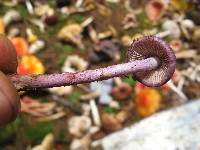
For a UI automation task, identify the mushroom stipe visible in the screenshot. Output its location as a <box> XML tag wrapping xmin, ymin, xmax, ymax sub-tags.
<box><xmin>7</xmin><ymin>35</ymin><xmax>176</xmax><ymax>91</ymax></box>
<box><xmin>0</xmin><ymin>35</ymin><xmax>176</xmax><ymax>126</ymax></box>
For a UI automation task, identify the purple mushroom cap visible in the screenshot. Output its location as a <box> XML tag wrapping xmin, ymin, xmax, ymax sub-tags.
<box><xmin>127</xmin><ymin>36</ymin><xmax>176</xmax><ymax>87</ymax></box>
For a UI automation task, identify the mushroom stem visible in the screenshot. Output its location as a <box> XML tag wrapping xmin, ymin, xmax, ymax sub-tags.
<box><xmin>9</xmin><ymin>57</ymin><xmax>159</xmax><ymax>91</ymax></box>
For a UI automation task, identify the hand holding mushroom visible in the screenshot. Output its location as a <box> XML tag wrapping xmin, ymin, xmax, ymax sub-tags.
<box><xmin>0</xmin><ymin>34</ymin><xmax>176</xmax><ymax>126</ymax></box>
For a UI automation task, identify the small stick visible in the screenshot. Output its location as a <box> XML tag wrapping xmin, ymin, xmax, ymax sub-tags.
<box><xmin>9</xmin><ymin>57</ymin><xmax>158</xmax><ymax>91</ymax></box>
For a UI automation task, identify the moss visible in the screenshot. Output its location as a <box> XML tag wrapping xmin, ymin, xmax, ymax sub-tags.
<box><xmin>68</xmin><ymin>92</ymin><xmax>81</xmax><ymax>103</ymax></box>
<box><xmin>55</xmin><ymin>42</ymin><xmax>75</xmax><ymax>53</ymax></box>
<box><xmin>0</xmin><ymin>118</ymin><xmax>21</xmax><ymax>144</ymax></box>
<box><xmin>49</xmin><ymin>0</ymin><xmax>57</xmax><ymax>8</ymax></box>
<box><xmin>62</xmin><ymin>44</ymin><xmax>75</xmax><ymax>53</ymax></box>
<box><xmin>70</xmin><ymin>14</ymin><xmax>86</xmax><ymax>24</ymax></box>
<box><xmin>137</xmin><ymin>12</ymin><xmax>153</xmax><ymax>31</ymax></box>
<box><xmin>56</xmin><ymin>128</ymin><xmax>70</xmax><ymax>144</ymax></box>
<box><xmin>123</xmin><ymin>76</ymin><xmax>136</xmax><ymax>86</ymax></box>
<box><xmin>25</xmin><ymin>122</ymin><xmax>53</xmax><ymax>143</ymax></box>
<box><xmin>57</xmin><ymin>14</ymin><xmax>68</xmax><ymax>27</ymax></box>
<box><xmin>108</xmin><ymin>2</ymin><xmax>119</xmax><ymax>11</ymax></box>
<box><xmin>55</xmin><ymin>42</ymin><xmax>76</xmax><ymax>66</ymax></box>
<box><xmin>16</xmin><ymin>4</ymin><xmax>29</xmax><ymax>20</ymax></box>
<box><xmin>57</xmin><ymin>55</ymin><xmax>66</xmax><ymax>66</ymax></box>
<box><xmin>0</xmin><ymin>4</ymin><xmax>8</xmax><ymax>16</ymax></box>
<box><xmin>103</xmin><ymin>106</ymin><xmax>118</xmax><ymax>114</ymax></box>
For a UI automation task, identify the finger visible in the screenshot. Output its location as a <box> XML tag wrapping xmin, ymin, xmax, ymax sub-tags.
<box><xmin>0</xmin><ymin>34</ymin><xmax>18</xmax><ymax>74</ymax></box>
<box><xmin>0</xmin><ymin>71</ymin><xmax>20</xmax><ymax>126</ymax></box>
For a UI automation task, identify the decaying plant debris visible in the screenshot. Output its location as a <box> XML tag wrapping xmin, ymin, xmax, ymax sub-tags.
<box><xmin>1</xmin><ymin>0</ymin><xmax>200</xmax><ymax>150</ymax></box>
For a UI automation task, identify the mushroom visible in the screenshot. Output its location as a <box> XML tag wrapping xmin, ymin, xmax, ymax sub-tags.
<box><xmin>80</xmin><ymin>91</ymin><xmax>99</xmax><ymax>101</ymax></box>
<box><xmin>68</xmin><ymin>116</ymin><xmax>92</xmax><ymax>138</ymax></box>
<box><xmin>57</xmin><ymin>24</ymin><xmax>84</xmax><ymax>49</ymax></box>
<box><xmin>156</xmin><ymin>20</ymin><xmax>181</xmax><ymax>39</ymax></box>
<box><xmin>48</xmin><ymin>86</ymin><xmax>73</xmax><ymax>96</ymax></box>
<box><xmin>60</xmin><ymin>6</ymin><xmax>86</xmax><ymax>15</ymax></box>
<box><xmin>173</xmin><ymin>13</ymin><xmax>195</xmax><ymax>38</ymax></box>
<box><xmin>30</xmin><ymin>18</ymin><xmax>45</xmax><ymax>32</ymax></box>
<box><xmin>3</xmin><ymin>9</ymin><xmax>21</xmax><ymax>27</ymax></box>
<box><xmin>34</xmin><ymin>4</ymin><xmax>52</xmax><ymax>17</ymax></box>
<box><xmin>29</xmin><ymin>40</ymin><xmax>45</xmax><ymax>54</ymax></box>
<box><xmin>170</xmin><ymin>0</ymin><xmax>188</xmax><ymax>11</ymax></box>
<box><xmin>193</xmin><ymin>27</ymin><xmax>200</xmax><ymax>41</ymax></box>
<box><xmin>90</xmin><ymin>39</ymin><xmax>121</xmax><ymax>63</ymax></box>
<box><xmin>112</xmin><ymin>78</ymin><xmax>132</xmax><ymax>100</ymax></box>
<box><xmin>127</xmin><ymin>36</ymin><xmax>176</xmax><ymax>87</ymax></box>
<box><xmin>136</xmin><ymin>87</ymin><xmax>161</xmax><ymax>117</ymax></box>
<box><xmin>21</xmin><ymin>96</ymin><xmax>56</xmax><ymax>117</ymax></box>
<box><xmin>112</xmin><ymin>83</ymin><xmax>132</xmax><ymax>100</ymax></box>
<box><xmin>169</xmin><ymin>39</ymin><xmax>182</xmax><ymax>52</ymax></box>
<box><xmin>175</xmin><ymin>49</ymin><xmax>197</xmax><ymax>59</ymax></box>
<box><xmin>181</xmin><ymin>62</ymin><xmax>200</xmax><ymax>85</ymax></box>
<box><xmin>44</xmin><ymin>15</ymin><xmax>58</xmax><ymax>26</ymax></box>
<box><xmin>7</xmin><ymin>27</ymin><xmax>20</xmax><ymax>39</ymax></box>
<box><xmin>101</xmin><ymin>113</ymin><xmax>122</xmax><ymax>133</ymax></box>
<box><xmin>70</xmin><ymin>135</ymin><xmax>91</xmax><ymax>150</ymax></box>
<box><xmin>124</xmin><ymin>0</ymin><xmax>143</xmax><ymax>14</ymax></box>
<box><xmin>97</xmin><ymin>3</ymin><xmax>112</xmax><ymax>17</ymax></box>
<box><xmin>90</xmin><ymin>99</ymin><xmax>101</xmax><ymax>126</ymax></box>
<box><xmin>122</xmin><ymin>13</ymin><xmax>138</xmax><ymax>29</ymax></box>
<box><xmin>11</xmin><ymin>37</ymin><xmax>29</xmax><ymax>56</ymax></box>
<box><xmin>97</xmin><ymin>25</ymin><xmax>117</xmax><ymax>40</ymax></box>
<box><xmin>106</xmin><ymin>0</ymin><xmax>120</xmax><ymax>3</ymax></box>
<box><xmin>121</xmin><ymin>35</ymin><xmax>132</xmax><ymax>47</ymax></box>
<box><xmin>109</xmin><ymin>100</ymin><xmax>120</xmax><ymax>109</ymax></box>
<box><xmin>145</xmin><ymin>0</ymin><xmax>167</xmax><ymax>22</ymax></box>
<box><xmin>81</xmin><ymin>17</ymin><xmax>94</xmax><ymax>28</ymax></box>
<box><xmin>180</xmin><ymin>19</ymin><xmax>195</xmax><ymax>39</ymax></box>
<box><xmin>166</xmin><ymin>80</ymin><xmax>187</xmax><ymax>102</ymax></box>
<box><xmin>17</xmin><ymin>55</ymin><xmax>45</xmax><ymax>75</ymax></box>
<box><xmin>25</xmin><ymin>0</ymin><xmax>34</xmax><ymax>15</ymax></box>
<box><xmin>9</xmin><ymin>36</ymin><xmax>176</xmax><ymax>92</ymax></box>
<box><xmin>88</xmin><ymin>26</ymin><xmax>99</xmax><ymax>43</ymax></box>
<box><xmin>26</xmin><ymin>28</ymin><xmax>38</xmax><ymax>43</ymax></box>
<box><xmin>1</xmin><ymin>0</ymin><xmax>18</xmax><ymax>7</ymax></box>
<box><xmin>58</xmin><ymin>17</ymin><xmax>93</xmax><ymax>47</ymax></box>
<box><xmin>62</xmin><ymin>55</ymin><xmax>88</xmax><ymax>73</ymax></box>
<box><xmin>35</xmin><ymin>111</ymin><xmax>66</xmax><ymax>122</ymax></box>
<box><xmin>116</xmin><ymin>110</ymin><xmax>130</xmax><ymax>123</ymax></box>
<box><xmin>21</xmin><ymin>96</ymin><xmax>66</xmax><ymax>121</ymax></box>
<box><xmin>82</xmin><ymin>103</ymin><xmax>91</xmax><ymax>116</ymax></box>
